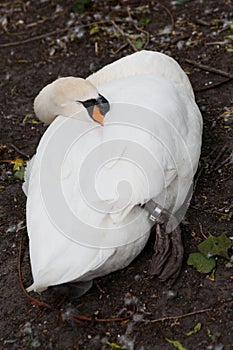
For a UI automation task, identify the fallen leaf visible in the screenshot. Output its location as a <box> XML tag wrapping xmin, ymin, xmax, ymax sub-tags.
<box><xmin>206</xmin><ymin>268</ymin><xmax>216</xmax><ymax>281</ymax></box>
<box><xmin>132</xmin><ymin>39</ymin><xmax>144</xmax><ymax>50</ymax></box>
<box><xmin>71</xmin><ymin>0</ymin><xmax>92</xmax><ymax>12</ymax></box>
<box><xmin>139</xmin><ymin>17</ymin><xmax>151</xmax><ymax>25</ymax></box>
<box><xmin>186</xmin><ymin>322</ymin><xmax>202</xmax><ymax>336</ymax></box>
<box><xmin>187</xmin><ymin>252</ymin><xmax>216</xmax><ymax>274</ymax></box>
<box><xmin>166</xmin><ymin>338</ymin><xmax>186</xmax><ymax>350</ymax></box>
<box><xmin>22</xmin><ymin>114</ymin><xmax>30</xmax><ymax>123</ymax></box>
<box><xmin>106</xmin><ymin>342</ymin><xmax>126</xmax><ymax>349</ymax></box>
<box><xmin>219</xmin><ymin>215</ymin><xmax>230</xmax><ymax>221</ymax></box>
<box><xmin>14</xmin><ymin>166</ymin><xmax>25</xmax><ymax>181</ymax></box>
<box><xmin>13</xmin><ymin>157</ymin><xmax>25</xmax><ymax>171</ymax></box>
<box><xmin>31</xmin><ymin>119</ymin><xmax>41</xmax><ymax>124</ymax></box>
<box><xmin>89</xmin><ymin>25</ymin><xmax>99</xmax><ymax>35</ymax></box>
<box><xmin>198</xmin><ymin>233</ymin><xmax>232</xmax><ymax>259</ymax></box>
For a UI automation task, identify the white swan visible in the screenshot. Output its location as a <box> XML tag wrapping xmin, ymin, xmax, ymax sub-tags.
<box><xmin>23</xmin><ymin>50</ymin><xmax>202</xmax><ymax>293</ymax></box>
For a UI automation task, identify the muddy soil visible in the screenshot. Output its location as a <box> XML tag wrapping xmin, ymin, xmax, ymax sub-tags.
<box><xmin>0</xmin><ymin>1</ymin><xmax>232</xmax><ymax>349</ymax></box>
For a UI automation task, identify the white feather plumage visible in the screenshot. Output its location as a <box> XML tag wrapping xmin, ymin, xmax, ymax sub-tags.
<box><xmin>24</xmin><ymin>51</ymin><xmax>202</xmax><ymax>292</ymax></box>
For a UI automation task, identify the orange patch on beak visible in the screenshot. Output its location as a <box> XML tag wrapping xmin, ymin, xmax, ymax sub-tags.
<box><xmin>92</xmin><ymin>105</ymin><xmax>104</xmax><ymax>125</ymax></box>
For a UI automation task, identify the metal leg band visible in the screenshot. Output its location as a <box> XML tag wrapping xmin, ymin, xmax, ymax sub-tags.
<box><xmin>144</xmin><ymin>200</ymin><xmax>163</xmax><ymax>222</ymax></box>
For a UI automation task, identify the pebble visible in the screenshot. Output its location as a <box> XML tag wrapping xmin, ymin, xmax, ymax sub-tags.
<box><xmin>132</xmin><ymin>314</ymin><xmax>144</xmax><ymax>322</ymax></box>
<box><xmin>134</xmin><ymin>274</ymin><xmax>141</xmax><ymax>282</ymax></box>
<box><xmin>207</xmin><ymin>344</ymin><xmax>224</xmax><ymax>350</ymax></box>
<box><xmin>21</xmin><ymin>322</ymin><xmax>32</xmax><ymax>335</ymax></box>
<box><xmin>165</xmin><ymin>290</ymin><xmax>178</xmax><ymax>300</ymax></box>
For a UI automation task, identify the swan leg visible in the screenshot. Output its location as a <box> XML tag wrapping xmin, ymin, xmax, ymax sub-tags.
<box><xmin>145</xmin><ymin>201</ymin><xmax>184</xmax><ymax>286</ymax></box>
<box><xmin>149</xmin><ymin>223</ymin><xmax>171</xmax><ymax>276</ymax></box>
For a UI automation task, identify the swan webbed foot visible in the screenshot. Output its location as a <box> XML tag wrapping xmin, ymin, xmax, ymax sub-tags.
<box><xmin>145</xmin><ymin>201</ymin><xmax>184</xmax><ymax>287</ymax></box>
<box><xmin>68</xmin><ymin>280</ymin><xmax>93</xmax><ymax>299</ymax></box>
<box><xmin>51</xmin><ymin>280</ymin><xmax>93</xmax><ymax>299</ymax></box>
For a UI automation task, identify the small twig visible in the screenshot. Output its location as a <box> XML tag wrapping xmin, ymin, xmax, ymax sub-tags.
<box><xmin>219</xmin><ymin>24</ymin><xmax>231</xmax><ymax>33</ymax></box>
<box><xmin>94</xmin><ymin>41</ymin><xmax>99</xmax><ymax>56</ymax></box>
<box><xmin>190</xmin><ymin>205</ymin><xmax>229</xmax><ymax>217</ymax></box>
<box><xmin>111</xmin><ymin>20</ymin><xmax>138</xmax><ymax>52</ymax></box>
<box><xmin>10</xmin><ymin>144</ymin><xmax>30</xmax><ymax>159</ymax></box>
<box><xmin>198</xmin><ymin>222</ymin><xmax>208</xmax><ymax>240</ymax></box>
<box><xmin>185</xmin><ymin>59</ymin><xmax>233</xmax><ymax>79</ymax></box>
<box><xmin>209</xmin><ymin>145</ymin><xmax>228</xmax><ymax>173</ymax></box>
<box><xmin>25</xmin><ymin>11</ymin><xmax>66</xmax><ymax>28</ymax></box>
<box><xmin>0</xmin><ymin>28</ymin><xmax>69</xmax><ymax>48</ymax></box>
<box><xmin>72</xmin><ymin>313</ymin><xmax>131</xmax><ymax>323</ymax></box>
<box><xmin>144</xmin><ymin>307</ymin><xmax>212</xmax><ymax>323</ymax></box>
<box><xmin>0</xmin><ymin>20</ymin><xmax>112</xmax><ymax>48</ymax></box>
<box><xmin>171</xmin><ymin>34</ymin><xmax>190</xmax><ymax>45</ymax></box>
<box><xmin>127</xmin><ymin>7</ymin><xmax>150</xmax><ymax>49</ymax></box>
<box><xmin>195</xmin><ymin>19</ymin><xmax>210</xmax><ymax>26</ymax></box>
<box><xmin>193</xmin><ymin>165</ymin><xmax>203</xmax><ymax>191</ymax></box>
<box><xmin>157</xmin><ymin>1</ymin><xmax>175</xmax><ymax>30</ymax></box>
<box><xmin>215</xmin><ymin>152</ymin><xmax>233</xmax><ymax>171</ymax></box>
<box><xmin>96</xmin><ymin>282</ymin><xmax>106</xmax><ymax>294</ymax></box>
<box><xmin>18</xmin><ymin>235</ymin><xmax>60</xmax><ymax>315</ymax></box>
<box><xmin>113</xmin><ymin>42</ymin><xmax>129</xmax><ymax>55</ymax></box>
<box><xmin>190</xmin><ymin>205</ymin><xmax>233</xmax><ymax>217</ymax></box>
<box><xmin>195</xmin><ymin>78</ymin><xmax>233</xmax><ymax>92</ymax></box>
<box><xmin>206</xmin><ymin>41</ymin><xmax>226</xmax><ymax>46</ymax></box>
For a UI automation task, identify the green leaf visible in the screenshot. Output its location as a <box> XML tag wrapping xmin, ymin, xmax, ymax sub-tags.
<box><xmin>224</xmin><ymin>35</ymin><xmax>233</xmax><ymax>39</ymax></box>
<box><xmin>186</xmin><ymin>322</ymin><xmax>202</xmax><ymax>336</ymax></box>
<box><xmin>71</xmin><ymin>0</ymin><xmax>92</xmax><ymax>12</ymax></box>
<box><xmin>187</xmin><ymin>252</ymin><xmax>216</xmax><ymax>274</ymax></box>
<box><xmin>31</xmin><ymin>119</ymin><xmax>41</xmax><ymax>125</ymax></box>
<box><xmin>89</xmin><ymin>25</ymin><xmax>99</xmax><ymax>35</ymax></box>
<box><xmin>207</xmin><ymin>268</ymin><xmax>216</xmax><ymax>281</ymax></box>
<box><xmin>22</xmin><ymin>114</ymin><xmax>30</xmax><ymax>123</ymax></box>
<box><xmin>132</xmin><ymin>40</ymin><xmax>144</xmax><ymax>50</ymax></box>
<box><xmin>166</xmin><ymin>338</ymin><xmax>186</xmax><ymax>350</ymax></box>
<box><xmin>172</xmin><ymin>0</ymin><xmax>191</xmax><ymax>4</ymax></box>
<box><xmin>106</xmin><ymin>342</ymin><xmax>126</xmax><ymax>349</ymax></box>
<box><xmin>198</xmin><ymin>233</ymin><xmax>232</xmax><ymax>260</ymax></box>
<box><xmin>219</xmin><ymin>214</ymin><xmax>230</xmax><ymax>221</ymax></box>
<box><xmin>226</xmin><ymin>46</ymin><xmax>233</xmax><ymax>53</ymax></box>
<box><xmin>14</xmin><ymin>166</ymin><xmax>25</xmax><ymax>181</ymax></box>
<box><xmin>139</xmin><ymin>17</ymin><xmax>151</xmax><ymax>25</ymax></box>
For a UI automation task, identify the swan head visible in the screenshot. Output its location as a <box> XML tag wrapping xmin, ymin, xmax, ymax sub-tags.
<box><xmin>34</xmin><ymin>77</ymin><xmax>110</xmax><ymax>125</ymax></box>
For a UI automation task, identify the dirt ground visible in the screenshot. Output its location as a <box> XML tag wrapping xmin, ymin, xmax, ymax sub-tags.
<box><xmin>0</xmin><ymin>0</ymin><xmax>232</xmax><ymax>349</ymax></box>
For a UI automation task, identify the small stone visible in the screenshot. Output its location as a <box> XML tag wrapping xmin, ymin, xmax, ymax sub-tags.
<box><xmin>134</xmin><ymin>274</ymin><xmax>141</xmax><ymax>282</ymax></box>
<box><xmin>165</xmin><ymin>290</ymin><xmax>178</xmax><ymax>300</ymax></box>
<box><xmin>31</xmin><ymin>338</ymin><xmax>40</xmax><ymax>348</ymax></box>
<box><xmin>21</xmin><ymin>322</ymin><xmax>32</xmax><ymax>335</ymax></box>
<box><xmin>214</xmin><ymin>344</ymin><xmax>224</xmax><ymax>350</ymax></box>
<box><xmin>132</xmin><ymin>314</ymin><xmax>143</xmax><ymax>322</ymax></box>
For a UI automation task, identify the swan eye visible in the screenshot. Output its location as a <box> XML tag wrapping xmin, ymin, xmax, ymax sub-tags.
<box><xmin>82</xmin><ymin>99</ymin><xmax>96</xmax><ymax>110</ymax></box>
<box><xmin>78</xmin><ymin>94</ymin><xmax>110</xmax><ymax>125</ymax></box>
